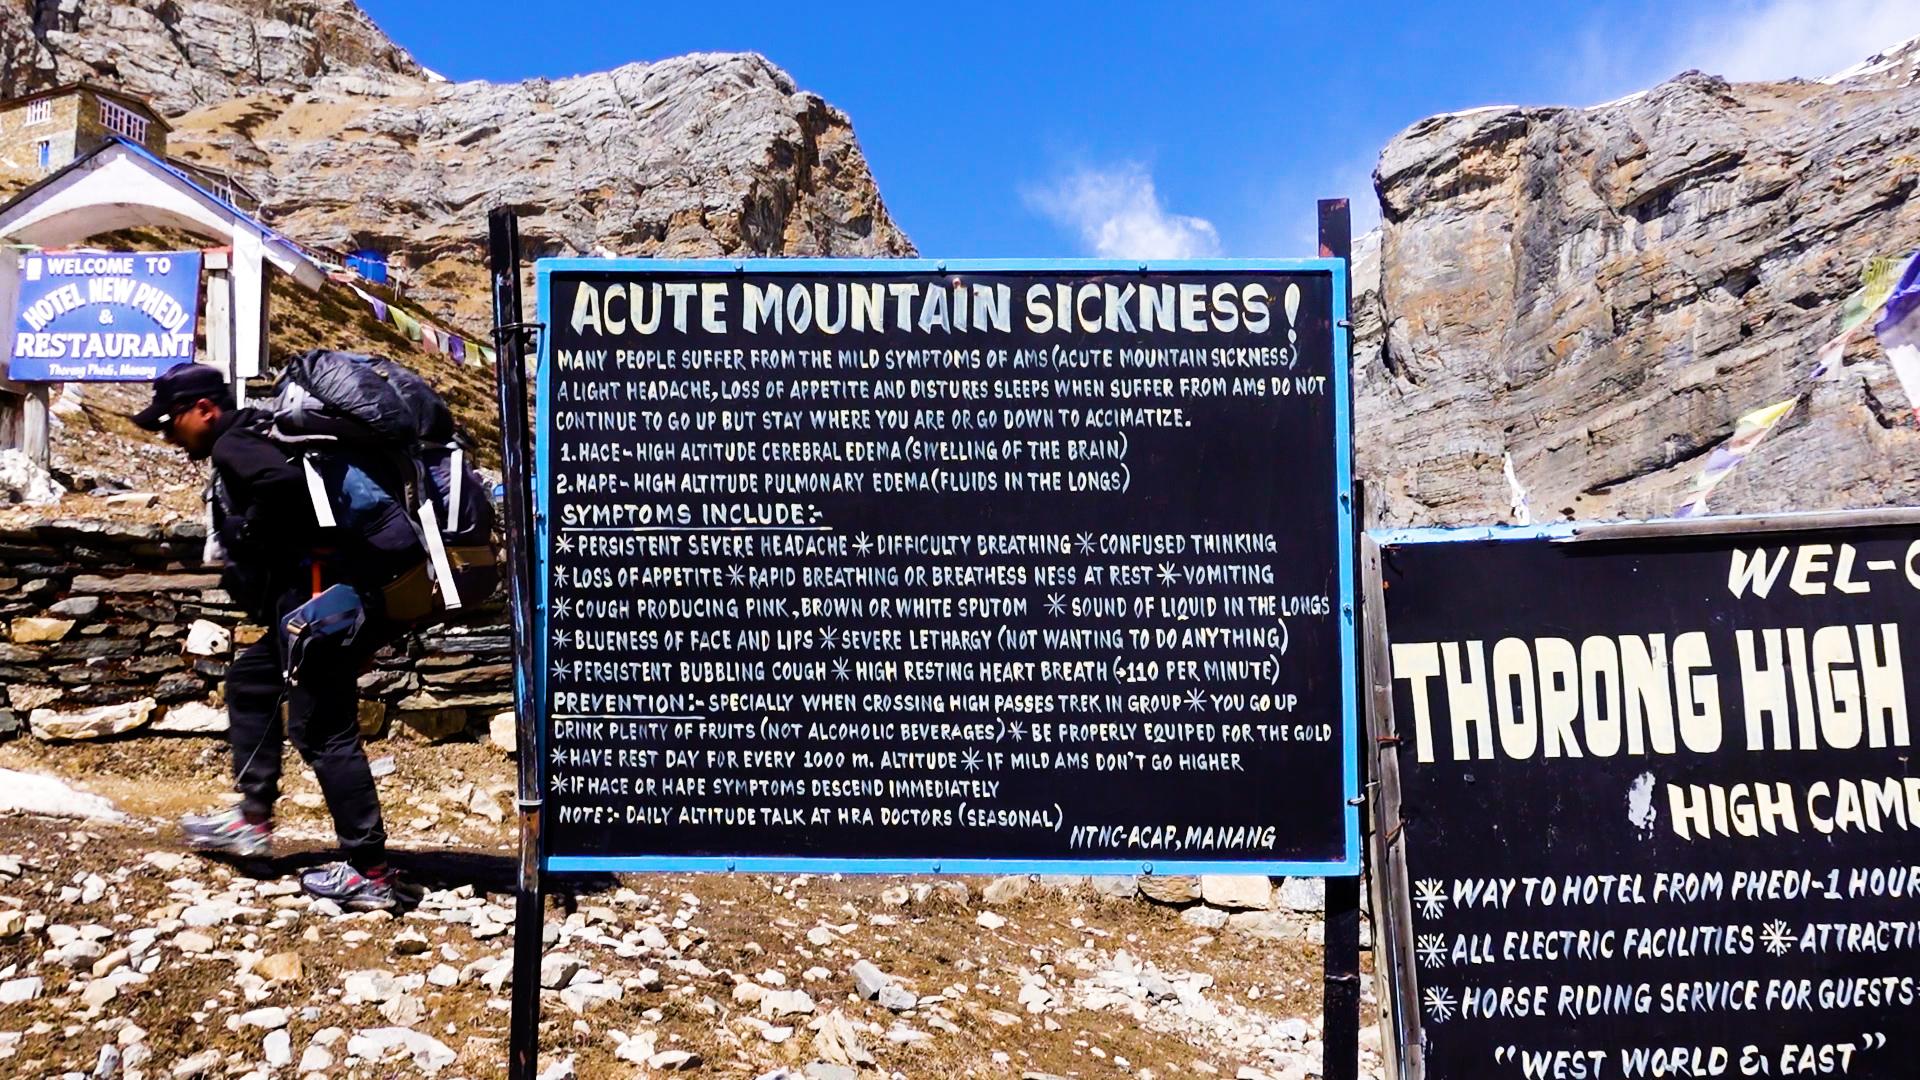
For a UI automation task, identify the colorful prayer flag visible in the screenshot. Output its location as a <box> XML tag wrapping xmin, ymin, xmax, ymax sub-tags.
<box><xmin>389</xmin><ymin>306</ymin><xmax>422</xmax><ymax>342</ymax></box>
<box><xmin>1672</xmin><ymin>398</ymin><xmax>1797</xmax><ymax>519</ymax></box>
<box><xmin>1872</xmin><ymin>252</ymin><xmax>1920</xmax><ymax>416</ymax></box>
<box><xmin>350</xmin><ymin>285</ymin><xmax>389</xmax><ymax>324</ymax></box>
<box><xmin>449</xmin><ymin>336</ymin><xmax>467</xmax><ymax>364</ymax></box>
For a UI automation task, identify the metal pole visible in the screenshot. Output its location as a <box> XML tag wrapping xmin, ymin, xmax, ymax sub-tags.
<box><xmin>1319</xmin><ymin>196</ymin><xmax>1361</xmax><ymax>1080</ymax></box>
<box><xmin>488</xmin><ymin>210</ymin><xmax>545</xmax><ymax>1080</ymax></box>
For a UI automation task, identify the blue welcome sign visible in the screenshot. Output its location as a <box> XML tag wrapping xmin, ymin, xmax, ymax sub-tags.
<box><xmin>9</xmin><ymin>250</ymin><xmax>203</xmax><ymax>381</ymax></box>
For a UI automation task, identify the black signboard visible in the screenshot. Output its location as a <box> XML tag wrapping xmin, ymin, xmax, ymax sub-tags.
<box><xmin>532</xmin><ymin>259</ymin><xmax>1357</xmax><ymax>874</ymax></box>
<box><xmin>1372</xmin><ymin>514</ymin><xmax>1920</xmax><ymax>1079</ymax></box>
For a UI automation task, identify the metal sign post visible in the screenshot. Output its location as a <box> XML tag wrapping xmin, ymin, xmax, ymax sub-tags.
<box><xmin>1318</xmin><ymin>197</ymin><xmax>1362</xmax><ymax>1080</ymax></box>
<box><xmin>487</xmin><ymin>210</ymin><xmax>546</xmax><ymax>1080</ymax></box>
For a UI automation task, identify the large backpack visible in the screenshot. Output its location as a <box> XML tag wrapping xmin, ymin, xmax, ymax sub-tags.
<box><xmin>263</xmin><ymin>349</ymin><xmax>499</xmax><ymax>621</ymax></box>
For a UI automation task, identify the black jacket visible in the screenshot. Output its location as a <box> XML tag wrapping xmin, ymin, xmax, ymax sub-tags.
<box><xmin>210</xmin><ymin>409</ymin><xmax>319</xmax><ymax>619</ymax></box>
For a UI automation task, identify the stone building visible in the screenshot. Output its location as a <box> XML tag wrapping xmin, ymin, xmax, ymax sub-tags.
<box><xmin>0</xmin><ymin>82</ymin><xmax>171</xmax><ymax>175</ymax></box>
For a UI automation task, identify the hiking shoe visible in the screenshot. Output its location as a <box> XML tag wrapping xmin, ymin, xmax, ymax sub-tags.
<box><xmin>300</xmin><ymin>861</ymin><xmax>399</xmax><ymax>911</ymax></box>
<box><xmin>181</xmin><ymin>807</ymin><xmax>272</xmax><ymax>858</ymax></box>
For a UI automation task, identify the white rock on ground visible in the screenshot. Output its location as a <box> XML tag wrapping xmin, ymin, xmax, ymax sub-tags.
<box><xmin>0</xmin><ymin>447</ymin><xmax>64</xmax><ymax>505</ymax></box>
<box><xmin>345</xmin><ymin>1027</ymin><xmax>456</xmax><ymax>1074</ymax></box>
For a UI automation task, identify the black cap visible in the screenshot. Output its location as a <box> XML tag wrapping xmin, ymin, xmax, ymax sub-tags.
<box><xmin>133</xmin><ymin>363</ymin><xmax>229</xmax><ymax>432</ymax></box>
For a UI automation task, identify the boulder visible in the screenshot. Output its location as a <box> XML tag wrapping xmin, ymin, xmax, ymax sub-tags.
<box><xmin>0</xmin><ymin>448</ymin><xmax>63</xmax><ymax>505</ymax></box>
<box><xmin>397</xmin><ymin>707</ymin><xmax>466</xmax><ymax>741</ymax></box>
<box><xmin>1199</xmin><ymin>875</ymin><xmax>1273</xmax><ymax>911</ymax></box>
<box><xmin>29</xmin><ymin>698</ymin><xmax>155</xmax><ymax>741</ymax></box>
<box><xmin>46</xmin><ymin>596</ymin><xmax>99</xmax><ymax>619</ymax></box>
<box><xmin>357</xmin><ymin>700</ymin><xmax>388</xmax><ymax>738</ymax></box>
<box><xmin>152</xmin><ymin>701</ymin><xmax>228</xmax><ymax>734</ymax></box>
<box><xmin>183</xmin><ymin>620</ymin><xmax>231</xmax><ymax>657</ymax></box>
<box><xmin>1137</xmin><ymin>874</ymin><xmax>1202</xmax><ymax>905</ymax></box>
<box><xmin>6</xmin><ymin>684</ymin><xmax>61</xmax><ymax>711</ymax></box>
<box><xmin>69</xmin><ymin>573</ymin><xmax>221</xmax><ymax>594</ymax></box>
<box><xmin>982</xmin><ymin>875</ymin><xmax>1030</xmax><ymax>905</ymax></box>
<box><xmin>10</xmin><ymin>616</ymin><xmax>74</xmax><ymax>643</ymax></box>
<box><xmin>490</xmin><ymin>711</ymin><xmax>516</xmax><ymax>753</ymax></box>
<box><xmin>1279</xmin><ymin>877</ymin><xmax>1326</xmax><ymax>913</ymax></box>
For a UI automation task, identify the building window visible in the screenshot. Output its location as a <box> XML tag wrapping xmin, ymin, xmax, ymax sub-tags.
<box><xmin>97</xmin><ymin>99</ymin><xmax>149</xmax><ymax>143</ymax></box>
<box><xmin>24</xmin><ymin>99</ymin><xmax>50</xmax><ymax>125</ymax></box>
<box><xmin>35</xmin><ymin>140</ymin><xmax>50</xmax><ymax>171</ymax></box>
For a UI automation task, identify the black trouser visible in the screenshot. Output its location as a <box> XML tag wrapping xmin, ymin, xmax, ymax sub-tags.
<box><xmin>225</xmin><ymin>599</ymin><xmax>390</xmax><ymax>871</ymax></box>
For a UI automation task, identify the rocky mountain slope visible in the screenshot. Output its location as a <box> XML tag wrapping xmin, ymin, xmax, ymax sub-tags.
<box><xmin>0</xmin><ymin>0</ymin><xmax>913</xmax><ymax>329</ymax></box>
<box><xmin>1358</xmin><ymin>37</ymin><xmax>1920</xmax><ymax>526</ymax></box>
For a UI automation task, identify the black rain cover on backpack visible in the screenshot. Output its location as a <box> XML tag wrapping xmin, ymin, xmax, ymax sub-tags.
<box><xmin>265</xmin><ymin>350</ymin><xmax>499</xmax><ymax>619</ymax></box>
<box><xmin>273</xmin><ymin>349</ymin><xmax>453</xmax><ymax>446</ymax></box>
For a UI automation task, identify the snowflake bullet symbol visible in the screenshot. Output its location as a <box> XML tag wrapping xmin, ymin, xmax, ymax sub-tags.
<box><xmin>1008</xmin><ymin>721</ymin><xmax>1026</xmax><ymax>741</ymax></box>
<box><xmin>1415</xmin><ymin>879</ymin><xmax>1447</xmax><ymax>920</ymax></box>
<box><xmin>1185</xmin><ymin>688</ymin><xmax>1208</xmax><ymax>712</ymax></box>
<box><xmin>1761</xmin><ymin>920</ymin><xmax>1794</xmax><ymax>957</ymax></box>
<box><xmin>1157</xmin><ymin>562</ymin><xmax>1178</xmax><ymax>586</ymax></box>
<box><xmin>1416</xmin><ymin>934</ymin><xmax>1447</xmax><ymax>969</ymax></box>
<box><xmin>961</xmin><ymin>748</ymin><xmax>982</xmax><ymax>773</ymax></box>
<box><xmin>832</xmin><ymin>657</ymin><xmax>851</xmax><ymax>681</ymax></box>
<box><xmin>550</xmin><ymin>659</ymin><xmax>572</xmax><ymax>682</ymax></box>
<box><xmin>553</xmin><ymin>629</ymin><xmax>571</xmax><ymax>648</ymax></box>
<box><xmin>820</xmin><ymin>626</ymin><xmax>839</xmax><ymax>649</ymax></box>
<box><xmin>550</xmin><ymin>747</ymin><xmax>566</xmax><ymax>766</ymax></box>
<box><xmin>853</xmin><ymin>532</ymin><xmax>873</xmax><ymax>555</ymax></box>
<box><xmin>1423</xmin><ymin>987</ymin><xmax>1456</xmax><ymax>1024</ymax></box>
<box><xmin>555</xmin><ymin>533</ymin><xmax>574</xmax><ymax>555</ymax></box>
<box><xmin>1076</xmin><ymin>531</ymin><xmax>1096</xmax><ymax>555</ymax></box>
<box><xmin>1045</xmin><ymin>593</ymin><xmax>1066</xmax><ymax>617</ymax></box>
<box><xmin>727</xmin><ymin>564</ymin><xmax>746</xmax><ymax>586</ymax></box>
<box><xmin>553</xmin><ymin>597</ymin><xmax>572</xmax><ymax>619</ymax></box>
<box><xmin>552</xmin><ymin>563</ymin><xmax>568</xmax><ymax>586</ymax></box>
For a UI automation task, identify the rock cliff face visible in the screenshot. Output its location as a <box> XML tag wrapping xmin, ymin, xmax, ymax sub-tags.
<box><xmin>0</xmin><ymin>0</ymin><xmax>420</xmax><ymax>112</ymax></box>
<box><xmin>0</xmin><ymin>2</ymin><xmax>913</xmax><ymax>326</ymax></box>
<box><xmin>1359</xmin><ymin>39</ymin><xmax>1920</xmax><ymax>527</ymax></box>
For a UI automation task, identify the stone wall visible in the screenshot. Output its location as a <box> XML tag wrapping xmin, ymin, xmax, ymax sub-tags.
<box><xmin>0</xmin><ymin>514</ymin><xmax>510</xmax><ymax>744</ymax></box>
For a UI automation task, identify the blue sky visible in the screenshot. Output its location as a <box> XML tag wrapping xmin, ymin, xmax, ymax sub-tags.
<box><xmin>363</xmin><ymin>0</ymin><xmax>1917</xmax><ymax>259</ymax></box>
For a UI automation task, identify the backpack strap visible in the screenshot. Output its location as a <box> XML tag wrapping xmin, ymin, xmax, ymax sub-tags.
<box><xmin>446</xmin><ymin>446</ymin><xmax>465</xmax><ymax>535</ymax></box>
<box><xmin>299</xmin><ymin>455</ymin><xmax>339</xmax><ymax>529</ymax></box>
<box><xmin>416</xmin><ymin>491</ymin><xmax>463</xmax><ymax>610</ymax></box>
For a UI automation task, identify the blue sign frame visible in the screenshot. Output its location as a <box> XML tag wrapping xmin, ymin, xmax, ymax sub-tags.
<box><xmin>532</xmin><ymin>257</ymin><xmax>1359</xmax><ymax>877</ymax></box>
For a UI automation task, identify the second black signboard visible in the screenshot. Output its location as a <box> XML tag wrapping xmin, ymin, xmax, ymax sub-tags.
<box><xmin>1372</xmin><ymin>513</ymin><xmax>1920</xmax><ymax>1080</ymax></box>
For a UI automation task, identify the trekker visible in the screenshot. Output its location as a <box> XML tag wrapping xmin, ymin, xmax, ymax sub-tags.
<box><xmin>133</xmin><ymin>362</ymin><xmax>402</xmax><ymax>910</ymax></box>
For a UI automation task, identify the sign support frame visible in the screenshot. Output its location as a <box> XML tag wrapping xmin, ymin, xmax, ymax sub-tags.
<box><xmin>1318</xmin><ymin>197</ymin><xmax>1362</xmax><ymax>1080</ymax></box>
<box><xmin>488</xmin><ymin>210</ymin><xmax>547</xmax><ymax>1080</ymax></box>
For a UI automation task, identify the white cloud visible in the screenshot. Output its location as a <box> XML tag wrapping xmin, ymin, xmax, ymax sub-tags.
<box><xmin>1679</xmin><ymin>0</ymin><xmax>1917</xmax><ymax>82</ymax></box>
<box><xmin>1025</xmin><ymin>163</ymin><xmax>1221</xmax><ymax>260</ymax></box>
<box><xmin>1574</xmin><ymin>0</ymin><xmax>1920</xmax><ymax>102</ymax></box>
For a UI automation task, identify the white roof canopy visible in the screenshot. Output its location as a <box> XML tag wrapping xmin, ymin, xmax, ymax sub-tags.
<box><xmin>0</xmin><ymin>138</ymin><xmax>324</xmax><ymax>290</ymax></box>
